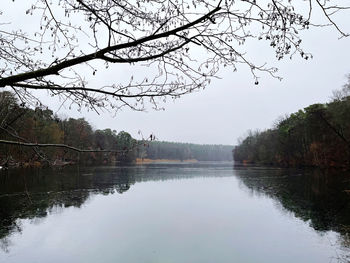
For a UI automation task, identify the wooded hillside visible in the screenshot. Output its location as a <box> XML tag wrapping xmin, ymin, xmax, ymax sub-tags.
<box><xmin>234</xmin><ymin>79</ymin><xmax>350</xmax><ymax>168</ymax></box>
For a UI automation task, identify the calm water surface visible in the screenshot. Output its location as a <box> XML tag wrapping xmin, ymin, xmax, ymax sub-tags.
<box><xmin>0</xmin><ymin>163</ymin><xmax>349</xmax><ymax>263</ymax></box>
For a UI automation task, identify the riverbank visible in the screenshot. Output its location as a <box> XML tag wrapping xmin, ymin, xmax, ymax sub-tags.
<box><xmin>0</xmin><ymin>157</ymin><xmax>199</xmax><ymax>169</ymax></box>
<box><xmin>0</xmin><ymin>158</ymin><xmax>76</xmax><ymax>169</ymax></box>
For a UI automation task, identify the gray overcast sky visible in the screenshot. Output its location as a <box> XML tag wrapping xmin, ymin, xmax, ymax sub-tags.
<box><xmin>58</xmin><ymin>24</ymin><xmax>350</xmax><ymax>146</ymax></box>
<box><xmin>4</xmin><ymin>1</ymin><xmax>350</xmax><ymax>146</ymax></box>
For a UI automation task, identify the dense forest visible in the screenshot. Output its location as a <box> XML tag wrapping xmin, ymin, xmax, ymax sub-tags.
<box><xmin>234</xmin><ymin>78</ymin><xmax>350</xmax><ymax>168</ymax></box>
<box><xmin>0</xmin><ymin>91</ymin><xmax>138</xmax><ymax>166</ymax></box>
<box><xmin>0</xmin><ymin>91</ymin><xmax>232</xmax><ymax>167</ymax></box>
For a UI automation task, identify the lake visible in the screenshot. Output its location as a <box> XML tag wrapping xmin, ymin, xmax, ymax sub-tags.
<box><xmin>0</xmin><ymin>162</ymin><xmax>349</xmax><ymax>263</ymax></box>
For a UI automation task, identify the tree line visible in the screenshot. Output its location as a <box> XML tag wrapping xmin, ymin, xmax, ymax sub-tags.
<box><xmin>0</xmin><ymin>91</ymin><xmax>232</xmax><ymax>167</ymax></box>
<box><xmin>234</xmin><ymin>77</ymin><xmax>350</xmax><ymax>169</ymax></box>
<box><xmin>0</xmin><ymin>91</ymin><xmax>139</xmax><ymax>166</ymax></box>
<box><xmin>140</xmin><ymin>141</ymin><xmax>233</xmax><ymax>162</ymax></box>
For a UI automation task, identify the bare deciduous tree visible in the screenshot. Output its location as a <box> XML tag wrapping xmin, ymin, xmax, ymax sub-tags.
<box><xmin>0</xmin><ymin>0</ymin><xmax>348</xmax><ymax>112</ymax></box>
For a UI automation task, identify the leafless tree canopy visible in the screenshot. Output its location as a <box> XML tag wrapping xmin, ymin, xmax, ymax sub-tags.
<box><xmin>0</xmin><ymin>0</ymin><xmax>348</xmax><ymax>112</ymax></box>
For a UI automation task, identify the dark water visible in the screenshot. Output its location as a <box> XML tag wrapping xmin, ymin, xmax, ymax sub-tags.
<box><xmin>0</xmin><ymin>163</ymin><xmax>349</xmax><ymax>263</ymax></box>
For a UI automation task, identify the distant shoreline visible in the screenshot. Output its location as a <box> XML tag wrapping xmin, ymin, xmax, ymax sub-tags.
<box><xmin>135</xmin><ymin>158</ymin><xmax>198</xmax><ymax>164</ymax></box>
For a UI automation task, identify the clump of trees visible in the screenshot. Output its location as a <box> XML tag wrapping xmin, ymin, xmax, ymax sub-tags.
<box><xmin>0</xmin><ymin>91</ymin><xmax>138</xmax><ymax>166</ymax></box>
<box><xmin>234</xmin><ymin>77</ymin><xmax>350</xmax><ymax>168</ymax></box>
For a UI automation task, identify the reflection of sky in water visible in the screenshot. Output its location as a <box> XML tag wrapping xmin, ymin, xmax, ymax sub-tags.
<box><xmin>0</xmin><ymin>164</ymin><xmax>349</xmax><ymax>263</ymax></box>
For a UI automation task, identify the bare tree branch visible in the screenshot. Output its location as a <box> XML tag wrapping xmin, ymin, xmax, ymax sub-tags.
<box><xmin>0</xmin><ymin>0</ymin><xmax>347</xmax><ymax>113</ymax></box>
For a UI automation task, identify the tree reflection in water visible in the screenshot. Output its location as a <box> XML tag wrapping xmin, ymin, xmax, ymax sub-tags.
<box><xmin>0</xmin><ymin>163</ymin><xmax>228</xmax><ymax>250</ymax></box>
<box><xmin>0</xmin><ymin>163</ymin><xmax>349</xmax><ymax>261</ymax></box>
<box><xmin>0</xmin><ymin>166</ymin><xmax>135</xmax><ymax>248</ymax></box>
<box><xmin>234</xmin><ymin>165</ymin><xmax>350</xmax><ymax>261</ymax></box>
